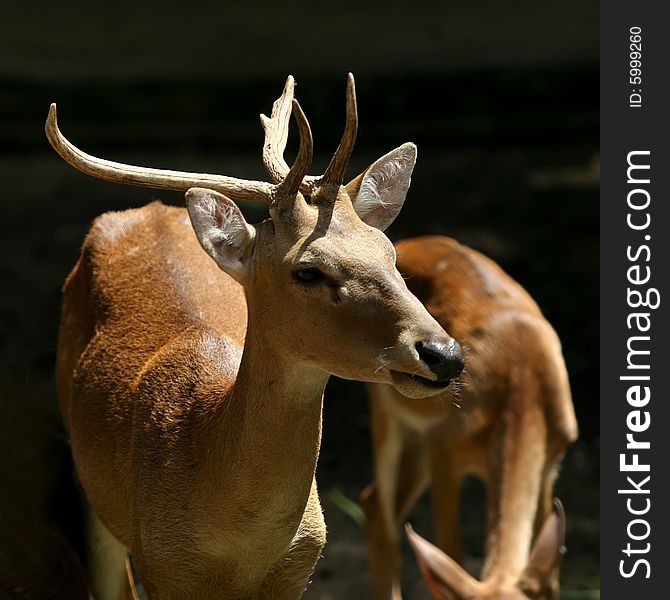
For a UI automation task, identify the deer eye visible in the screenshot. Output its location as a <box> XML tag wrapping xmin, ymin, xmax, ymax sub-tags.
<box><xmin>293</xmin><ymin>267</ymin><xmax>325</xmax><ymax>284</ymax></box>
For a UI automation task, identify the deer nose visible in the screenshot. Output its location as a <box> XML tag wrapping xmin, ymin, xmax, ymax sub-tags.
<box><xmin>415</xmin><ymin>338</ymin><xmax>464</xmax><ymax>381</ymax></box>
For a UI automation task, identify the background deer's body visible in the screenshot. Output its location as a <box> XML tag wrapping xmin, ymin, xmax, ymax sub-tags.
<box><xmin>361</xmin><ymin>236</ymin><xmax>578</xmax><ymax>599</ymax></box>
<box><xmin>57</xmin><ymin>202</ymin><xmax>327</xmax><ymax>599</ymax></box>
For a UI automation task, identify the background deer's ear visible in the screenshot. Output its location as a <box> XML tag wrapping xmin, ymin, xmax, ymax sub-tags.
<box><xmin>186</xmin><ymin>188</ymin><xmax>256</xmax><ymax>282</ymax></box>
<box><xmin>346</xmin><ymin>143</ymin><xmax>417</xmax><ymax>231</ymax></box>
<box><xmin>405</xmin><ymin>524</ymin><xmax>481</xmax><ymax>600</ymax></box>
<box><xmin>520</xmin><ymin>499</ymin><xmax>567</xmax><ymax>592</ymax></box>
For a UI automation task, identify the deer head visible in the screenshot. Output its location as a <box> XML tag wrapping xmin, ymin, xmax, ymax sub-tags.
<box><xmin>406</xmin><ymin>500</ymin><xmax>567</xmax><ymax>600</ymax></box>
<box><xmin>45</xmin><ymin>74</ymin><xmax>464</xmax><ymax>398</ymax></box>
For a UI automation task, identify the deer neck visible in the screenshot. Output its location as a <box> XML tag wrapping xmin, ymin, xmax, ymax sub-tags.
<box><xmin>229</xmin><ymin>321</ymin><xmax>328</xmax><ymax>469</ymax></box>
<box><xmin>200</xmin><ymin>302</ymin><xmax>329</xmax><ymax>556</ymax></box>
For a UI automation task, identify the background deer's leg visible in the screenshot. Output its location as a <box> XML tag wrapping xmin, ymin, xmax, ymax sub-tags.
<box><xmin>481</xmin><ymin>400</ymin><xmax>547</xmax><ymax>588</ymax></box>
<box><xmin>428</xmin><ymin>445</ymin><xmax>465</xmax><ymax>566</ymax></box>
<box><xmin>394</xmin><ymin>434</ymin><xmax>430</xmax><ymax>524</ymax></box>
<box><xmin>361</xmin><ymin>386</ymin><xmax>429</xmax><ymax>600</ymax></box>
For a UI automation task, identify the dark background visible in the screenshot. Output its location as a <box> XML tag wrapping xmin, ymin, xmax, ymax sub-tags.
<box><xmin>0</xmin><ymin>2</ymin><xmax>598</xmax><ymax>598</ymax></box>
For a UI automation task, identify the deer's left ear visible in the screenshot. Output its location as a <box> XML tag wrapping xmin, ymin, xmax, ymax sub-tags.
<box><xmin>346</xmin><ymin>143</ymin><xmax>417</xmax><ymax>231</ymax></box>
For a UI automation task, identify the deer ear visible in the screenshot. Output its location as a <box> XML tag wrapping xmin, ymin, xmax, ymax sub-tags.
<box><xmin>186</xmin><ymin>188</ymin><xmax>256</xmax><ymax>282</ymax></box>
<box><xmin>405</xmin><ymin>524</ymin><xmax>481</xmax><ymax>600</ymax></box>
<box><xmin>347</xmin><ymin>143</ymin><xmax>417</xmax><ymax>231</ymax></box>
<box><xmin>521</xmin><ymin>499</ymin><xmax>567</xmax><ymax>589</ymax></box>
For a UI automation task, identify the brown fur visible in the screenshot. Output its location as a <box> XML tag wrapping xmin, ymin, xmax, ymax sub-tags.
<box><xmin>56</xmin><ymin>181</ymin><xmax>459</xmax><ymax>599</ymax></box>
<box><xmin>360</xmin><ymin>236</ymin><xmax>578</xmax><ymax>600</ymax></box>
<box><xmin>51</xmin><ymin>74</ymin><xmax>463</xmax><ymax>598</ymax></box>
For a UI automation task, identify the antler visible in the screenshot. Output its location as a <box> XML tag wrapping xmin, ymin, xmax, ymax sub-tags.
<box><xmin>260</xmin><ymin>73</ymin><xmax>358</xmax><ymax>191</ymax></box>
<box><xmin>47</xmin><ymin>74</ymin><xmax>356</xmax><ymax>205</ymax></box>
<box><xmin>275</xmin><ymin>99</ymin><xmax>313</xmax><ymax>197</ymax></box>
<box><xmin>45</xmin><ymin>101</ymin><xmax>312</xmax><ymax>206</ymax></box>
<box><xmin>261</xmin><ymin>75</ymin><xmax>295</xmax><ymax>185</ymax></box>
<box><xmin>261</xmin><ymin>76</ymin><xmax>318</xmax><ymax>194</ymax></box>
<box><xmin>321</xmin><ymin>72</ymin><xmax>358</xmax><ymax>185</ymax></box>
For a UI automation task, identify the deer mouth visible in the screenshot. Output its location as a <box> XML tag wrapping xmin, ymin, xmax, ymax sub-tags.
<box><xmin>389</xmin><ymin>370</ymin><xmax>452</xmax><ymax>398</ymax></box>
<box><xmin>410</xmin><ymin>374</ymin><xmax>452</xmax><ymax>388</ymax></box>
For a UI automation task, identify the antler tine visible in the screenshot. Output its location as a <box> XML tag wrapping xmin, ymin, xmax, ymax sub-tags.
<box><xmin>45</xmin><ymin>103</ymin><xmax>275</xmax><ymax>204</ymax></box>
<box><xmin>321</xmin><ymin>73</ymin><xmax>358</xmax><ymax>186</ymax></box>
<box><xmin>260</xmin><ymin>75</ymin><xmax>294</xmax><ymax>184</ymax></box>
<box><xmin>261</xmin><ymin>76</ymin><xmax>317</xmax><ymax>194</ymax></box>
<box><xmin>275</xmin><ymin>99</ymin><xmax>313</xmax><ymax>198</ymax></box>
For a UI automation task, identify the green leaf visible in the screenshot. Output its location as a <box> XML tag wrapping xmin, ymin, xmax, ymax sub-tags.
<box><xmin>326</xmin><ymin>488</ymin><xmax>365</xmax><ymax>529</ymax></box>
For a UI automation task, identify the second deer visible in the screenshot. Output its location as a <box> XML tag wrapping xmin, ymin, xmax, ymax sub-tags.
<box><xmin>360</xmin><ymin>235</ymin><xmax>578</xmax><ymax>600</ymax></box>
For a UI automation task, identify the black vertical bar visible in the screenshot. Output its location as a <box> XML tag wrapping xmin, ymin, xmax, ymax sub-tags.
<box><xmin>601</xmin><ymin>1</ymin><xmax>670</xmax><ymax>598</ymax></box>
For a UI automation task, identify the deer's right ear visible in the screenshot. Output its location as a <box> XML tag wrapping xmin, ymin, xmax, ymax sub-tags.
<box><xmin>187</xmin><ymin>188</ymin><xmax>256</xmax><ymax>282</ymax></box>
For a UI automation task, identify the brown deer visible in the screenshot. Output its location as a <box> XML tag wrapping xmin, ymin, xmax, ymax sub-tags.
<box><xmin>47</xmin><ymin>76</ymin><xmax>464</xmax><ymax>599</ymax></box>
<box><xmin>359</xmin><ymin>236</ymin><xmax>578</xmax><ymax>600</ymax></box>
